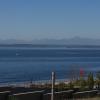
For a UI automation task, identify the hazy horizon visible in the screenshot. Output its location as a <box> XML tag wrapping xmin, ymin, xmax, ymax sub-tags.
<box><xmin>0</xmin><ymin>37</ymin><xmax>100</xmax><ymax>45</ymax></box>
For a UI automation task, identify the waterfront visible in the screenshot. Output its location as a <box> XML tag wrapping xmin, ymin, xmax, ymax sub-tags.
<box><xmin>0</xmin><ymin>47</ymin><xmax>100</xmax><ymax>84</ymax></box>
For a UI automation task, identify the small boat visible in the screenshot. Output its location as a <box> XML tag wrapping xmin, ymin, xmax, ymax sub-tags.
<box><xmin>16</xmin><ymin>53</ymin><xmax>19</xmax><ymax>56</ymax></box>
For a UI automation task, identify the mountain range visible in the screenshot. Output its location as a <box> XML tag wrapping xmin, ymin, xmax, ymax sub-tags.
<box><xmin>0</xmin><ymin>37</ymin><xmax>100</xmax><ymax>45</ymax></box>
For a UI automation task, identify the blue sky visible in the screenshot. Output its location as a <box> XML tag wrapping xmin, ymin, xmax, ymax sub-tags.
<box><xmin>0</xmin><ymin>0</ymin><xmax>100</xmax><ymax>40</ymax></box>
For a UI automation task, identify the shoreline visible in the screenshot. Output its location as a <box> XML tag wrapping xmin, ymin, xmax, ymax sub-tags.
<box><xmin>0</xmin><ymin>78</ymin><xmax>70</xmax><ymax>87</ymax></box>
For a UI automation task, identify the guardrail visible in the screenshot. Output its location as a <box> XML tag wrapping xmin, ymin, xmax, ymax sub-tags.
<box><xmin>0</xmin><ymin>90</ymin><xmax>100</xmax><ymax>100</ymax></box>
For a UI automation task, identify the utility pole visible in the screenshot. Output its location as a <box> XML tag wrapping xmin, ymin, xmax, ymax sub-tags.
<box><xmin>51</xmin><ymin>71</ymin><xmax>55</xmax><ymax>100</ymax></box>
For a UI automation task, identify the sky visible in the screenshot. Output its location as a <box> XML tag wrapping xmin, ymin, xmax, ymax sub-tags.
<box><xmin>0</xmin><ymin>0</ymin><xmax>100</xmax><ymax>40</ymax></box>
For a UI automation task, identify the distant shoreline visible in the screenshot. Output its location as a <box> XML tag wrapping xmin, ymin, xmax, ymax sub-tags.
<box><xmin>0</xmin><ymin>44</ymin><xmax>100</xmax><ymax>48</ymax></box>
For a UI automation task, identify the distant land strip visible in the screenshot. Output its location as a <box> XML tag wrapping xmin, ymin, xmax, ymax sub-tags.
<box><xmin>0</xmin><ymin>44</ymin><xmax>100</xmax><ymax>48</ymax></box>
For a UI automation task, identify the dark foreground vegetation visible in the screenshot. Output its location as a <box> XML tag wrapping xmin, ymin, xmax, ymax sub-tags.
<box><xmin>0</xmin><ymin>72</ymin><xmax>100</xmax><ymax>100</ymax></box>
<box><xmin>0</xmin><ymin>86</ymin><xmax>100</xmax><ymax>100</ymax></box>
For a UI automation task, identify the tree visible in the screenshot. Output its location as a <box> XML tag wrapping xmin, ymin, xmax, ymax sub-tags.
<box><xmin>68</xmin><ymin>81</ymin><xmax>74</xmax><ymax>89</ymax></box>
<box><xmin>57</xmin><ymin>83</ymin><xmax>66</xmax><ymax>91</ymax></box>
<box><xmin>96</xmin><ymin>71</ymin><xmax>100</xmax><ymax>89</ymax></box>
<box><xmin>87</xmin><ymin>72</ymin><xmax>94</xmax><ymax>89</ymax></box>
<box><xmin>79</xmin><ymin>77</ymin><xmax>86</xmax><ymax>91</ymax></box>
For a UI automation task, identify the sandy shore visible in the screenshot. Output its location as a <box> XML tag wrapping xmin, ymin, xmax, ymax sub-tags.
<box><xmin>0</xmin><ymin>79</ymin><xmax>70</xmax><ymax>87</ymax></box>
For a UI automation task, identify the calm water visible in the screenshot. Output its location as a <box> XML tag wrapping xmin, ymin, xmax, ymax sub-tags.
<box><xmin>0</xmin><ymin>47</ymin><xmax>100</xmax><ymax>84</ymax></box>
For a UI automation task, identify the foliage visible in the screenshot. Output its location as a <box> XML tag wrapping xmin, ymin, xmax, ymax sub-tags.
<box><xmin>96</xmin><ymin>71</ymin><xmax>100</xmax><ymax>88</ymax></box>
<box><xmin>57</xmin><ymin>83</ymin><xmax>66</xmax><ymax>91</ymax></box>
<box><xmin>9</xmin><ymin>96</ymin><xmax>19</xmax><ymax>100</ymax></box>
<box><xmin>87</xmin><ymin>72</ymin><xmax>94</xmax><ymax>89</ymax></box>
<box><xmin>79</xmin><ymin>77</ymin><xmax>86</xmax><ymax>91</ymax></box>
<box><xmin>68</xmin><ymin>81</ymin><xmax>74</xmax><ymax>89</ymax></box>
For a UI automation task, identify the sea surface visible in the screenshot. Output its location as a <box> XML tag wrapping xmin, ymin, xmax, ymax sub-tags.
<box><xmin>0</xmin><ymin>47</ymin><xmax>100</xmax><ymax>84</ymax></box>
